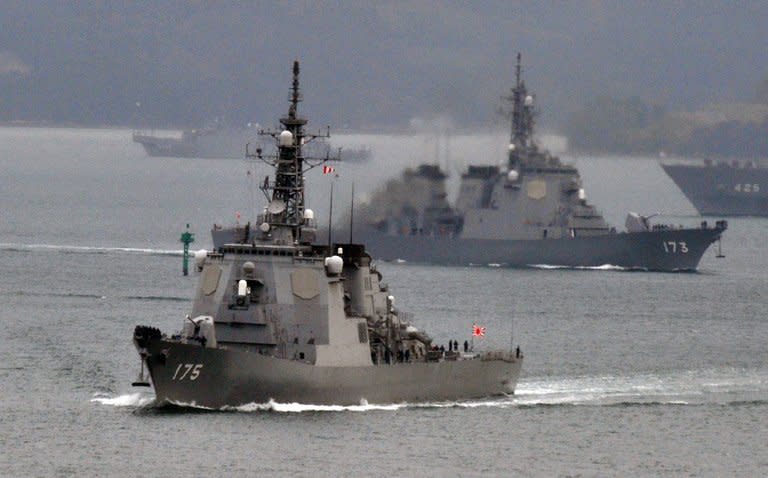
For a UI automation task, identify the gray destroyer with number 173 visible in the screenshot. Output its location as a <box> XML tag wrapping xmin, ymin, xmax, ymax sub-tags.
<box><xmin>346</xmin><ymin>54</ymin><xmax>727</xmax><ymax>271</ymax></box>
<box><xmin>132</xmin><ymin>61</ymin><xmax>523</xmax><ymax>408</ymax></box>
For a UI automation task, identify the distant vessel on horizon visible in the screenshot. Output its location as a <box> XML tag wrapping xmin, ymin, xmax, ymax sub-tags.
<box><xmin>661</xmin><ymin>158</ymin><xmax>768</xmax><ymax>217</ymax></box>
<box><xmin>132</xmin><ymin>125</ymin><xmax>256</xmax><ymax>159</ymax></box>
<box><xmin>133</xmin><ymin>126</ymin><xmax>372</xmax><ymax>162</ymax></box>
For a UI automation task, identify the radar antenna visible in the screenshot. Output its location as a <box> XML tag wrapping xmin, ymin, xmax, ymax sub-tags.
<box><xmin>245</xmin><ymin>61</ymin><xmax>336</xmax><ymax>242</ymax></box>
<box><xmin>504</xmin><ymin>53</ymin><xmax>536</xmax><ymax>168</ymax></box>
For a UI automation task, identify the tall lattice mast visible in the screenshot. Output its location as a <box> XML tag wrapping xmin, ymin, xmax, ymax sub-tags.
<box><xmin>248</xmin><ymin>61</ymin><xmax>331</xmax><ymax>243</ymax></box>
<box><xmin>272</xmin><ymin>60</ymin><xmax>308</xmax><ymax>234</ymax></box>
<box><xmin>506</xmin><ymin>53</ymin><xmax>536</xmax><ymax>167</ymax></box>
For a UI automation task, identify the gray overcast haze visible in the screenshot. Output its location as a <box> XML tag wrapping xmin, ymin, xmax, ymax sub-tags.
<box><xmin>1</xmin><ymin>1</ymin><xmax>766</xmax><ymax>131</ymax></box>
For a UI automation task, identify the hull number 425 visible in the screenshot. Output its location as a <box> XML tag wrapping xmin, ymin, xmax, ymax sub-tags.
<box><xmin>734</xmin><ymin>184</ymin><xmax>760</xmax><ymax>193</ymax></box>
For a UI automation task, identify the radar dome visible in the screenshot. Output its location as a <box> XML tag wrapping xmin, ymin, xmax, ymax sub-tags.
<box><xmin>259</xmin><ymin>222</ymin><xmax>270</xmax><ymax>232</ymax></box>
<box><xmin>242</xmin><ymin>261</ymin><xmax>256</xmax><ymax>275</ymax></box>
<box><xmin>507</xmin><ymin>170</ymin><xmax>519</xmax><ymax>182</ymax></box>
<box><xmin>303</xmin><ymin>209</ymin><xmax>315</xmax><ymax>220</ymax></box>
<box><xmin>525</xmin><ymin>95</ymin><xmax>534</xmax><ymax>106</ymax></box>
<box><xmin>578</xmin><ymin>188</ymin><xmax>586</xmax><ymax>200</ymax></box>
<box><xmin>324</xmin><ymin>255</ymin><xmax>344</xmax><ymax>275</ymax></box>
<box><xmin>279</xmin><ymin>130</ymin><xmax>293</xmax><ymax>147</ymax></box>
<box><xmin>508</xmin><ymin>143</ymin><xmax>516</xmax><ymax>151</ymax></box>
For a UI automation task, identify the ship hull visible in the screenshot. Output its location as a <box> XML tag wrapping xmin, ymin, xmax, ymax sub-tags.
<box><xmin>661</xmin><ymin>163</ymin><xmax>768</xmax><ymax>217</ymax></box>
<box><xmin>354</xmin><ymin>226</ymin><xmax>724</xmax><ymax>271</ymax></box>
<box><xmin>142</xmin><ymin>340</ymin><xmax>522</xmax><ymax>408</ymax></box>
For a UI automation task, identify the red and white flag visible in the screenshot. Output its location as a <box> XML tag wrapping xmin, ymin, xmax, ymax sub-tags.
<box><xmin>322</xmin><ymin>165</ymin><xmax>335</xmax><ymax>175</ymax></box>
<box><xmin>472</xmin><ymin>324</ymin><xmax>486</xmax><ymax>337</ymax></box>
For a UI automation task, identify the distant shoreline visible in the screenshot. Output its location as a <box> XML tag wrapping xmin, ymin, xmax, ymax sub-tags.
<box><xmin>0</xmin><ymin>121</ymin><xmax>563</xmax><ymax>139</ymax></box>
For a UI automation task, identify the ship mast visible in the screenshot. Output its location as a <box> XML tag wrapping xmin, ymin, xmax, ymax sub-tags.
<box><xmin>249</xmin><ymin>60</ymin><xmax>330</xmax><ymax>243</ymax></box>
<box><xmin>506</xmin><ymin>53</ymin><xmax>536</xmax><ymax>167</ymax></box>
<box><xmin>272</xmin><ymin>60</ymin><xmax>308</xmax><ymax>236</ymax></box>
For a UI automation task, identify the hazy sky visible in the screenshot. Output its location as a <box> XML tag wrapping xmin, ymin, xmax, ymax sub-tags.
<box><xmin>1</xmin><ymin>1</ymin><xmax>766</xmax><ymax>130</ymax></box>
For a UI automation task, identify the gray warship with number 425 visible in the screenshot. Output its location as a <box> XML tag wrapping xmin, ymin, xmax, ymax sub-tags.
<box><xmin>661</xmin><ymin>158</ymin><xmax>768</xmax><ymax>217</ymax></box>
<box><xmin>348</xmin><ymin>54</ymin><xmax>727</xmax><ymax>271</ymax></box>
<box><xmin>132</xmin><ymin>61</ymin><xmax>523</xmax><ymax>408</ymax></box>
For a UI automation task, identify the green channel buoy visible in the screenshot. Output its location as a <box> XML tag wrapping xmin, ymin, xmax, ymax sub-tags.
<box><xmin>180</xmin><ymin>224</ymin><xmax>195</xmax><ymax>276</ymax></box>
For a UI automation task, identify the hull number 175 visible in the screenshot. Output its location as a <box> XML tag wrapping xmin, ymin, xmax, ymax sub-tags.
<box><xmin>172</xmin><ymin>363</ymin><xmax>203</xmax><ymax>381</ymax></box>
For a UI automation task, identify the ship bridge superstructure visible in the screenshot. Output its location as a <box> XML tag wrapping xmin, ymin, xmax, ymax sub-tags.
<box><xmin>152</xmin><ymin>62</ymin><xmax>447</xmax><ymax>372</ymax></box>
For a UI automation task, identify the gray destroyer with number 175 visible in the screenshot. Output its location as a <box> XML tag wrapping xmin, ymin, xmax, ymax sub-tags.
<box><xmin>347</xmin><ymin>54</ymin><xmax>727</xmax><ymax>271</ymax></box>
<box><xmin>132</xmin><ymin>61</ymin><xmax>523</xmax><ymax>408</ymax></box>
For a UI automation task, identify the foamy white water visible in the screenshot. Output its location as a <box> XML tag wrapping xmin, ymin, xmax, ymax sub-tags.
<box><xmin>91</xmin><ymin>368</ymin><xmax>768</xmax><ymax>414</ymax></box>
<box><xmin>0</xmin><ymin>242</ymin><xmax>183</xmax><ymax>256</ymax></box>
<box><xmin>91</xmin><ymin>392</ymin><xmax>155</xmax><ymax>407</ymax></box>
<box><xmin>528</xmin><ymin>263</ymin><xmax>627</xmax><ymax>271</ymax></box>
<box><xmin>515</xmin><ymin>368</ymin><xmax>768</xmax><ymax>406</ymax></box>
<box><xmin>229</xmin><ymin>399</ymin><xmax>403</xmax><ymax>413</ymax></box>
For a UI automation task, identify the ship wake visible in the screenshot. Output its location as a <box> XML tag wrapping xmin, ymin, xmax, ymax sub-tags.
<box><xmin>0</xmin><ymin>242</ymin><xmax>182</xmax><ymax>257</ymax></box>
<box><xmin>91</xmin><ymin>391</ymin><xmax>155</xmax><ymax>408</ymax></box>
<box><xmin>91</xmin><ymin>368</ymin><xmax>768</xmax><ymax>413</ymax></box>
<box><xmin>514</xmin><ymin>368</ymin><xmax>768</xmax><ymax>407</ymax></box>
<box><xmin>528</xmin><ymin>263</ymin><xmax>628</xmax><ymax>271</ymax></box>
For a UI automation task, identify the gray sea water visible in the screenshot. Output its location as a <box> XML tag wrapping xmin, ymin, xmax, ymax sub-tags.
<box><xmin>1</xmin><ymin>127</ymin><xmax>767</xmax><ymax>477</ymax></box>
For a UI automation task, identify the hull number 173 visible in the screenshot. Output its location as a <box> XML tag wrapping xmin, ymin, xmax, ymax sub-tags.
<box><xmin>662</xmin><ymin>241</ymin><xmax>688</xmax><ymax>253</ymax></box>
